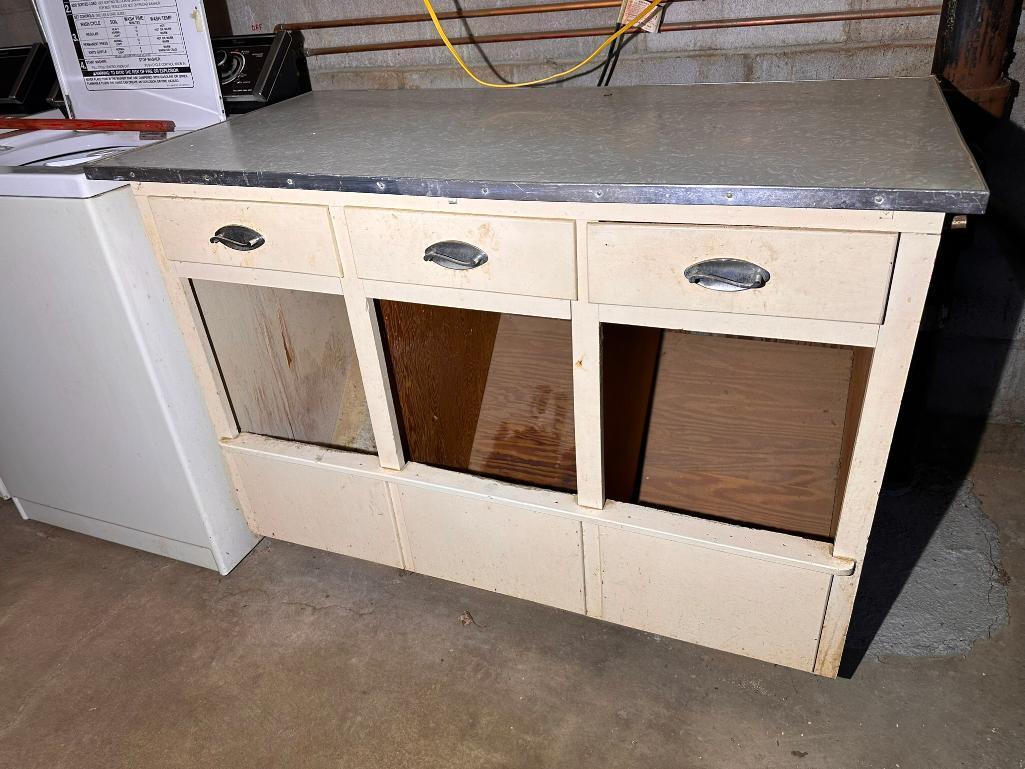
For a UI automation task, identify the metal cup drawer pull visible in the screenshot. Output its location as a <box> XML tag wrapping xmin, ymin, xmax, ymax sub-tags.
<box><xmin>209</xmin><ymin>224</ymin><xmax>265</xmax><ymax>251</ymax></box>
<box><xmin>423</xmin><ymin>240</ymin><xmax>488</xmax><ymax>270</ymax></box>
<box><xmin>683</xmin><ymin>258</ymin><xmax>771</xmax><ymax>292</ymax></box>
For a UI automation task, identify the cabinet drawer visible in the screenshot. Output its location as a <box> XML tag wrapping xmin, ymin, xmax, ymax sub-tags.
<box><xmin>394</xmin><ymin>485</ymin><xmax>585</xmax><ymax>613</ymax></box>
<box><xmin>345</xmin><ymin>208</ymin><xmax>576</xmax><ymax>299</ymax></box>
<box><xmin>228</xmin><ymin>447</ymin><xmax>401</xmax><ymax>568</ymax></box>
<box><xmin>148</xmin><ymin>196</ymin><xmax>341</xmax><ymax>276</ymax></box>
<box><xmin>588</xmin><ymin>223</ymin><xmax>897</xmax><ymax>323</ymax></box>
<box><xmin>599</xmin><ymin>526</ymin><xmax>830</xmax><ymax>670</ymax></box>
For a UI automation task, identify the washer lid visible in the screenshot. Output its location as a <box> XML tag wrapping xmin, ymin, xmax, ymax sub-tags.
<box><xmin>31</xmin><ymin>0</ymin><xmax>224</xmax><ymax>131</ymax></box>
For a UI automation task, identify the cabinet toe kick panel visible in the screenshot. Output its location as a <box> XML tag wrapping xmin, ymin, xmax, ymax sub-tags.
<box><xmin>101</xmin><ymin>78</ymin><xmax>987</xmax><ymax>676</ymax></box>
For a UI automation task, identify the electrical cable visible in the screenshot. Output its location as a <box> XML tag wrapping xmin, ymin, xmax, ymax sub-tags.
<box><xmin>596</xmin><ymin>23</ymin><xmax>622</xmax><ymax>86</ymax></box>
<box><xmin>420</xmin><ymin>0</ymin><xmax>662</xmax><ymax>88</ymax></box>
<box><xmin>601</xmin><ymin>26</ymin><xmax>628</xmax><ymax>85</ymax></box>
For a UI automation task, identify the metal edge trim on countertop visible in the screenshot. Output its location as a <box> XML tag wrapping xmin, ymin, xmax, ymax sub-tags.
<box><xmin>82</xmin><ymin>165</ymin><xmax>990</xmax><ymax>214</ymax></box>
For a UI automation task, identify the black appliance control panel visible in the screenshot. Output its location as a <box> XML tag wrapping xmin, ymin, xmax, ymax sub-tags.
<box><xmin>211</xmin><ymin>30</ymin><xmax>310</xmax><ymax>115</ymax></box>
<box><xmin>0</xmin><ymin>44</ymin><xmax>57</xmax><ymax>115</ymax></box>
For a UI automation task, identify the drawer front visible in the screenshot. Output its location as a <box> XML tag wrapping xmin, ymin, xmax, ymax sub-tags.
<box><xmin>345</xmin><ymin>208</ymin><xmax>576</xmax><ymax>299</ymax></box>
<box><xmin>394</xmin><ymin>485</ymin><xmax>586</xmax><ymax>613</ymax></box>
<box><xmin>588</xmin><ymin>223</ymin><xmax>897</xmax><ymax>323</ymax></box>
<box><xmin>228</xmin><ymin>447</ymin><xmax>402</xmax><ymax>567</ymax></box>
<box><xmin>599</xmin><ymin>526</ymin><xmax>830</xmax><ymax>670</ymax></box>
<box><xmin>148</xmin><ymin>196</ymin><xmax>341</xmax><ymax>276</ymax></box>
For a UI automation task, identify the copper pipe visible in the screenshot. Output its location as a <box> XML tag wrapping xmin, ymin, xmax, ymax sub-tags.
<box><xmin>277</xmin><ymin>1</ymin><xmax>625</xmax><ymax>32</ymax></box>
<box><xmin>305</xmin><ymin>6</ymin><xmax>941</xmax><ymax>56</ymax></box>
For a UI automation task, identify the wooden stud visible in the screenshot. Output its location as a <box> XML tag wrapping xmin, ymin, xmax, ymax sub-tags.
<box><xmin>581</xmin><ymin>520</ymin><xmax>603</xmax><ymax>617</ymax></box>
<box><xmin>571</xmin><ymin>219</ymin><xmax>604</xmax><ymax>509</ymax></box>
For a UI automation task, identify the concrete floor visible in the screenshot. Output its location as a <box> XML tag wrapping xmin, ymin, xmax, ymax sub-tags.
<box><xmin>1</xmin><ymin>429</ymin><xmax>1023</xmax><ymax>768</ymax></box>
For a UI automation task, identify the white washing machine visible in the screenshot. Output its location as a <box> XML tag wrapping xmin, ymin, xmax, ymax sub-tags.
<box><xmin>0</xmin><ymin>1</ymin><xmax>258</xmax><ymax>573</ymax></box>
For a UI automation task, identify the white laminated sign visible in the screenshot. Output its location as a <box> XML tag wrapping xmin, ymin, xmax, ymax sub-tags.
<box><xmin>65</xmin><ymin>0</ymin><xmax>195</xmax><ymax>91</ymax></box>
<box><xmin>33</xmin><ymin>0</ymin><xmax>224</xmax><ymax>128</ymax></box>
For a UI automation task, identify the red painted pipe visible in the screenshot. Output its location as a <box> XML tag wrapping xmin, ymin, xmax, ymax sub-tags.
<box><xmin>0</xmin><ymin>118</ymin><xmax>176</xmax><ymax>133</ymax></box>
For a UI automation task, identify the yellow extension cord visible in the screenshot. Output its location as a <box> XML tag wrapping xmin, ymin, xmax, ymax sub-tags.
<box><xmin>420</xmin><ymin>0</ymin><xmax>663</xmax><ymax>88</ymax></box>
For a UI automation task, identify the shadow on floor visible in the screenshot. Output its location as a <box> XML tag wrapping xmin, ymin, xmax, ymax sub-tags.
<box><xmin>840</xmin><ymin>101</ymin><xmax>1025</xmax><ymax>676</ymax></box>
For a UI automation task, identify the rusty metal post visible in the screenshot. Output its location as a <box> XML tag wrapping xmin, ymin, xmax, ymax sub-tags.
<box><xmin>932</xmin><ymin>0</ymin><xmax>1023</xmax><ymax>118</ymax></box>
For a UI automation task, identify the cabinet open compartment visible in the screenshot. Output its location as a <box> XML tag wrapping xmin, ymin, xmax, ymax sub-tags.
<box><xmin>190</xmin><ymin>280</ymin><xmax>376</xmax><ymax>454</ymax></box>
<box><xmin>377</xmin><ymin>300</ymin><xmax>576</xmax><ymax>492</ymax></box>
<box><xmin>602</xmin><ymin>324</ymin><xmax>871</xmax><ymax>539</ymax></box>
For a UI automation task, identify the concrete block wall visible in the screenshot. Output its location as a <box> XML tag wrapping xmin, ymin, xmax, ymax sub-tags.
<box><xmin>0</xmin><ymin>0</ymin><xmax>41</xmax><ymax>46</ymax></box>
<box><xmin>236</xmin><ymin>0</ymin><xmax>948</xmax><ymax>91</ymax></box>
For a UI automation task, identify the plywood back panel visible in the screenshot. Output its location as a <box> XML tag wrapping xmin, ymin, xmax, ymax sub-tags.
<box><xmin>381</xmin><ymin>303</ymin><xmax>577</xmax><ymax>492</ymax></box>
<box><xmin>379</xmin><ymin>300</ymin><xmax>501</xmax><ymax>469</ymax></box>
<box><xmin>638</xmin><ymin>332</ymin><xmax>854</xmax><ymax>538</ymax></box>
<box><xmin>467</xmin><ymin>314</ymin><xmax>576</xmax><ymax>492</ymax></box>
<box><xmin>192</xmin><ymin>281</ymin><xmax>375</xmax><ymax>453</ymax></box>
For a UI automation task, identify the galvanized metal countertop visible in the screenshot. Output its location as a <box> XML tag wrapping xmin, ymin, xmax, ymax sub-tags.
<box><xmin>85</xmin><ymin>77</ymin><xmax>988</xmax><ymax>213</ymax></box>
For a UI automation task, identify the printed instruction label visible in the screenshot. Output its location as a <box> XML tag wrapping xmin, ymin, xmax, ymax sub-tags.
<box><xmin>64</xmin><ymin>0</ymin><xmax>193</xmax><ymax>91</ymax></box>
<box><xmin>617</xmin><ymin>0</ymin><xmax>663</xmax><ymax>33</ymax></box>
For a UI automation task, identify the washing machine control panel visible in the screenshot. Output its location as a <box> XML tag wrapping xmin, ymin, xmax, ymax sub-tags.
<box><xmin>0</xmin><ymin>44</ymin><xmax>56</xmax><ymax>115</ymax></box>
<box><xmin>211</xmin><ymin>31</ymin><xmax>309</xmax><ymax>115</ymax></box>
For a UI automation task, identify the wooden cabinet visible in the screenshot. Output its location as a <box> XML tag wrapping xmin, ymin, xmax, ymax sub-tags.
<box><xmin>133</xmin><ymin>185</ymin><xmax>945</xmax><ymax>676</ymax></box>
